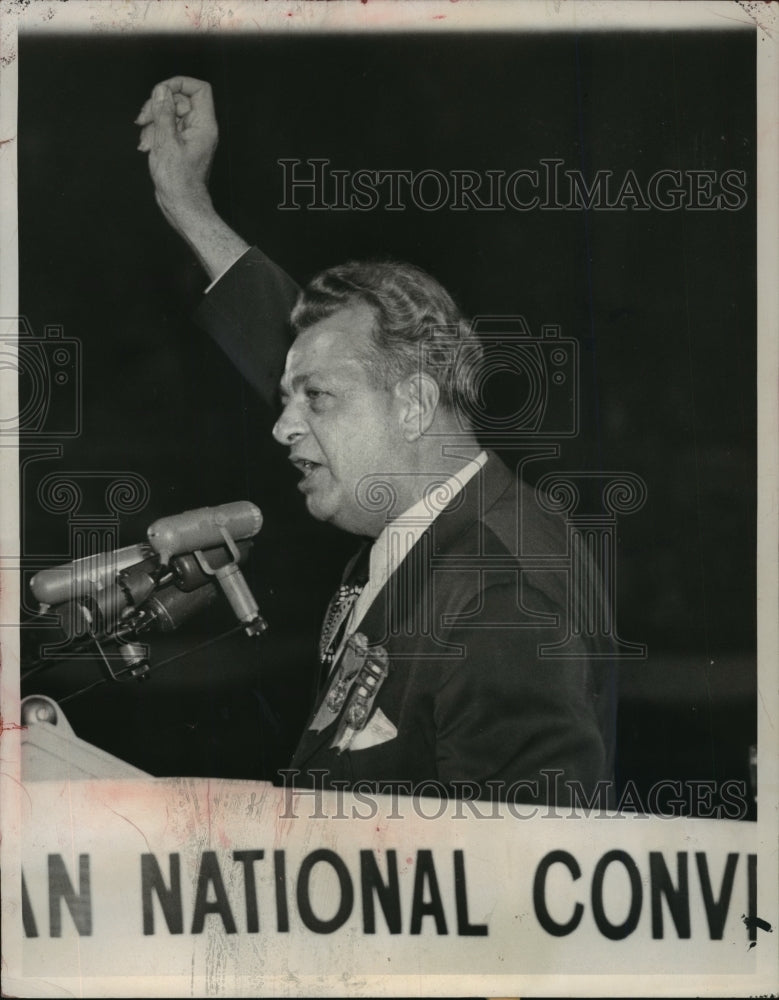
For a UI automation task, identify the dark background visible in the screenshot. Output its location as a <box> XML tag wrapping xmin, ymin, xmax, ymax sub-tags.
<box><xmin>17</xmin><ymin>28</ymin><xmax>757</xmax><ymax>816</ymax></box>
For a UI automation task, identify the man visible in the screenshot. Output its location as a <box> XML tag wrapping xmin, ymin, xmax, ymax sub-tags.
<box><xmin>136</xmin><ymin>78</ymin><xmax>615</xmax><ymax>803</ymax></box>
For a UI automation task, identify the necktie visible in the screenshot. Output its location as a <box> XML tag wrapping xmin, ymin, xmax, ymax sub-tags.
<box><xmin>318</xmin><ymin>541</ymin><xmax>371</xmax><ymax>677</ymax></box>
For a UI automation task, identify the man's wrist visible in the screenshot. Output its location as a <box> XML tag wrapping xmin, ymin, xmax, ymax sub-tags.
<box><xmin>203</xmin><ymin>247</ymin><xmax>253</xmax><ymax>294</ymax></box>
<box><xmin>151</xmin><ymin>176</ymin><xmax>250</xmax><ymax>283</ymax></box>
<box><xmin>155</xmin><ymin>182</ymin><xmax>216</xmax><ymax>233</ymax></box>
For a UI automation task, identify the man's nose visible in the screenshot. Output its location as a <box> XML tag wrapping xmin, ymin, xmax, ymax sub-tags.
<box><xmin>272</xmin><ymin>400</ymin><xmax>308</xmax><ymax>446</ymax></box>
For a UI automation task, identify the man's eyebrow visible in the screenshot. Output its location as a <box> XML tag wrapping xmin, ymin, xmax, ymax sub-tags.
<box><xmin>278</xmin><ymin>370</ymin><xmax>336</xmax><ymax>396</ymax></box>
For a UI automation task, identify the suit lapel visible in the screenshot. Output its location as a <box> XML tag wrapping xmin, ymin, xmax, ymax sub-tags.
<box><xmin>291</xmin><ymin>453</ymin><xmax>515</xmax><ymax>768</ymax></box>
<box><xmin>291</xmin><ymin>697</ymin><xmax>344</xmax><ymax>767</ymax></box>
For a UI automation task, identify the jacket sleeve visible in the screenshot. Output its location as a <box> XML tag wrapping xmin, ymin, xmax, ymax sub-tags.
<box><xmin>193</xmin><ymin>247</ymin><xmax>301</xmax><ymax>409</ymax></box>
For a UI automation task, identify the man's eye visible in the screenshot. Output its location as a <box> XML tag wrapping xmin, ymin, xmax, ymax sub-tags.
<box><xmin>306</xmin><ymin>388</ymin><xmax>327</xmax><ymax>401</ymax></box>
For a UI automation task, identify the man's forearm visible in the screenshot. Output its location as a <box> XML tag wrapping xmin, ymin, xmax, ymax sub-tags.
<box><xmin>158</xmin><ymin>189</ymin><xmax>250</xmax><ymax>284</ymax></box>
<box><xmin>136</xmin><ymin>78</ymin><xmax>250</xmax><ymax>284</ymax></box>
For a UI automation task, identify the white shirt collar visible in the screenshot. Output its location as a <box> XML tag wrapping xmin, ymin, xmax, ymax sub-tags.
<box><xmin>350</xmin><ymin>450</ymin><xmax>488</xmax><ymax>633</ymax></box>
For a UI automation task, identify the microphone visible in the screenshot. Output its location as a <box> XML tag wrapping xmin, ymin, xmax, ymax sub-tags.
<box><xmin>86</xmin><ymin>583</ymin><xmax>226</xmax><ymax>683</ymax></box>
<box><xmin>27</xmin><ymin>502</ymin><xmax>266</xmax><ymax>667</ymax></box>
<box><xmin>170</xmin><ymin>539</ymin><xmax>253</xmax><ymax>592</ymax></box>
<box><xmin>117</xmin><ymin>580</ymin><xmax>222</xmax><ymax>635</ymax></box>
<box><xmin>146</xmin><ymin>502</ymin><xmax>266</xmax><ymax>636</ymax></box>
<box><xmin>29</xmin><ymin>543</ymin><xmax>154</xmax><ymax>608</ymax></box>
<box><xmin>28</xmin><ymin>540</ymin><xmax>255</xmax><ymax>649</ymax></box>
<box><xmin>146</xmin><ymin>501</ymin><xmax>262</xmax><ymax>564</ymax></box>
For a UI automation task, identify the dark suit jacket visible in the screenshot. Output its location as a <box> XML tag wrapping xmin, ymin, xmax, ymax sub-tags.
<box><xmin>196</xmin><ymin>249</ymin><xmax>616</xmax><ymax>803</ymax></box>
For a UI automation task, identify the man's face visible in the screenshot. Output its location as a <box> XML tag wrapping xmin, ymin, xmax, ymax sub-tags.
<box><xmin>273</xmin><ymin>303</ymin><xmax>403</xmax><ymax>536</ymax></box>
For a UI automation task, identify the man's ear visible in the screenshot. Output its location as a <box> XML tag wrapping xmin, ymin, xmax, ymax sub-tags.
<box><xmin>396</xmin><ymin>374</ymin><xmax>440</xmax><ymax>441</ymax></box>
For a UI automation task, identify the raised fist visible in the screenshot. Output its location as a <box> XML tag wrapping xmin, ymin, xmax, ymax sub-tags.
<box><xmin>136</xmin><ymin>76</ymin><xmax>219</xmax><ymax>224</ymax></box>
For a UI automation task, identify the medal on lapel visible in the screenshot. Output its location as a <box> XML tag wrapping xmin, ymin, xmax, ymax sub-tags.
<box><xmin>309</xmin><ymin>631</ymin><xmax>370</xmax><ymax>733</ymax></box>
<box><xmin>326</xmin><ymin>633</ymin><xmax>370</xmax><ymax>714</ymax></box>
<box><xmin>331</xmin><ymin>642</ymin><xmax>390</xmax><ymax>754</ymax></box>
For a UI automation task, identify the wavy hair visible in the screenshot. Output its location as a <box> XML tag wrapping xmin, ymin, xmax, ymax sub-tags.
<box><xmin>290</xmin><ymin>259</ymin><xmax>482</xmax><ymax>418</ymax></box>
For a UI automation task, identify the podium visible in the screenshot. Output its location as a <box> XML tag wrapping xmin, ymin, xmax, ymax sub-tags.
<box><xmin>20</xmin><ymin>695</ymin><xmax>149</xmax><ymax>781</ymax></box>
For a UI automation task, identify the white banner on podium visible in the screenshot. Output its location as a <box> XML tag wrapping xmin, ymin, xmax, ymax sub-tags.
<box><xmin>3</xmin><ymin>777</ymin><xmax>776</xmax><ymax>997</ymax></box>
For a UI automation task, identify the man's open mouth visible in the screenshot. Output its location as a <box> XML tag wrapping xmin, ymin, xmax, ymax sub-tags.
<box><xmin>290</xmin><ymin>457</ymin><xmax>322</xmax><ymax>478</ymax></box>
